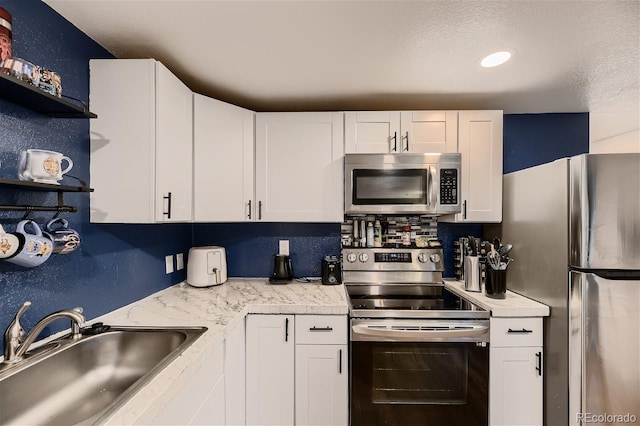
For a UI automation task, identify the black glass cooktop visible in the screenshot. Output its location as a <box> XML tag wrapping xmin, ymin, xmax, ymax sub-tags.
<box><xmin>347</xmin><ymin>286</ymin><xmax>489</xmax><ymax>319</ymax></box>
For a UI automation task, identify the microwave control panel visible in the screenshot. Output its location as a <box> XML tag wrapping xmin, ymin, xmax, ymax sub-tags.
<box><xmin>440</xmin><ymin>169</ymin><xmax>458</xmax><ymax>205</ymax></box>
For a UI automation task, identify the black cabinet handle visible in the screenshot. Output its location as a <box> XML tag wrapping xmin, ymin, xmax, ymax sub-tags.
<box><xmin>339</xmin><ymin>349</ymin><xmax>343</xmax><ymax>374</ymax></box>
<box><xmin>163</xmin><ymin>192</ymin><xmax>172</xmax><ymax>219</ymax></box>
<box><xmin>463</xmin><ymin>200</ymin><xmax>467</xmax><ymax>220</ymax></box>
<box><xmin>403</xmin><ymin>131</ymin><xmax>409</xmax><ymax>151</ymax></box>
<box><xmin>390</xmin><ymin>132</ymin><xmax>397</xmax><ymax>152</ymax></box>
<box><xmin>258</xmin><ymin>201</ymin><xmax>262</xmax><ymax>220</ymax></box>
<box><xmin>536</xmin><ymin>351</ymin><xmax>542</xmax><ymax>376</ymax></box>
<box><xmin>309</xmin><ymin>326</ymin><xmax>333</xmax><ymax>332</ymax></box>
<box><xmin>247</xmin><ymin>200</ymin><xmax>252</xmax><ymax>219</ymax></box>
<box><xmin>507</xmin><ymin>328</ymin><xmax>534</xmax><ymax>334</ymax></box>
<box><xmin>285</xmin><ymin>317</ymin><xmax>289</xmax><ymax>342</ymax></box>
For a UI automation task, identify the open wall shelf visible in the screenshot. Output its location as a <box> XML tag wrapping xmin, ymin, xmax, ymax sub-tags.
<box><xmin>0</xmin><ymin>73</ymin><xmax>96</xmax><ymax>118</ymax></box>
<box><xmin>0</xmin><ymin>178</ymin><xmax>93</xmax><ymax>214</ymax></box>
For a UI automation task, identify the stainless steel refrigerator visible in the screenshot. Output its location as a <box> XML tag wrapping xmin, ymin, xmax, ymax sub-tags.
<box><xmin>501</xmin><ymin>153</ymin><xmax>640</xmax><ymax>426</ymax></box>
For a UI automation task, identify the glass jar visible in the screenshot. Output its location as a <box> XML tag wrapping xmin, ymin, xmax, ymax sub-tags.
<box><xmin>0</xmin><ymin>8</ymin><xmax>12</xmax><ymax>62</ymax></box>
<box><xmin>401</xmin><ymin>225</ymin><xmax>411</xmax><ymax>246</ymax></box>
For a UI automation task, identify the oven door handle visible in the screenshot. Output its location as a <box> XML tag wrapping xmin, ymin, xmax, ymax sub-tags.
<box><xmin>351</xmin><ymin>324</ymin><xmax>489</xmax><ymax>341</ymax></box>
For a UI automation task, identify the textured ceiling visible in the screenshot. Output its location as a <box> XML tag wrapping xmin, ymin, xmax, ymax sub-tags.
<box><xmin>44</xmin><ymin>0</ymin><xmax>639</xmax><ymax>115</ymax></box>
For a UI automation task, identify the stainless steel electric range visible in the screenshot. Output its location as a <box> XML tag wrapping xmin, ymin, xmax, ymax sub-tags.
<box><xmin>343</xmin><ymin>247</ymin><xmax>490</xmax><ymax>426</ymax></box>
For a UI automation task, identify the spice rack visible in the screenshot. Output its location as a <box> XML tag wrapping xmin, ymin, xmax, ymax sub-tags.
<box><xmin>0</xmin><ymin>178</ymin><xmax>93</xmax><ymax>215</ymax></box>
<box><xmin>0</xmin><ymin>72</ymin><xmax>96</xmax><ymax>118</ymax></box>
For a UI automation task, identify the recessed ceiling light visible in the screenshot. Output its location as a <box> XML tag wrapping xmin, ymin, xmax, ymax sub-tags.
<box><xmin>480</xmin><ymin>50</ymin><xmax>512</xmax><ymax>68</ymax></box>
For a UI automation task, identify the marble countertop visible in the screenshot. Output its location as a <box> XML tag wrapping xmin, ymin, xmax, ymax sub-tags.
<box><xmin>444</xmin><ymin>279</ymin><xmax>550</xmax><ymax>317</ymax></box>
<box><xmin>94</xmin><ymin>278</ymin><xmax>349</xmax><ymax>425</ymax></box>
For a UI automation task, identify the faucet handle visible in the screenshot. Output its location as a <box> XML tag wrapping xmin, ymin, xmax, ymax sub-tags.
<box><xmin>4</xmin><ymin>301</ymin><xmax>31</xmax><ymax>360</ymax></box>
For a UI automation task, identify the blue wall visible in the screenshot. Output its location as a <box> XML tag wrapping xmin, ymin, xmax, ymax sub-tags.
<box><xmin>503</xmin><ymin>113</ymin><xmax>589</xmax><ymax>173</ymax></box>
<box><xmin>0</xmin><ymin>1</ymin><xmax>590</xmax><ymax>355</ymax></box>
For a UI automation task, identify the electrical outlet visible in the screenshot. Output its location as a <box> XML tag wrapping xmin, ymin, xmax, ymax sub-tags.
<box><xmin>279</xmin><ymin>240</ymin><xmax>289</xmax><ymax>256</ymax></box>
<box><xmin>176</xmin><ymin>253</ymin><xmax>184</xmax><ymax>271</ymax></box>
<box><xmin>165</xmin><ymin>255</ymin><xmax>174</xmax><ymax>274</ymax></box>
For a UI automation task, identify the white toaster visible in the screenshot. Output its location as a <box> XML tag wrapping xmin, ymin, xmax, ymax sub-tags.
<box><xmin>187</xmin><ymin>246</ymin><xmax>228</xmax><ymax>287</ymax></box>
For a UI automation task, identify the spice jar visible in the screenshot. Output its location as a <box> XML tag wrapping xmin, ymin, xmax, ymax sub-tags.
<box><xmin>401</xmin><ymin>225</ymin><xmax>411</xmax><ymax>246</ymax></box>
<box><xmin>0</xmin><ymin>7</ymin><xmax>12</xmax><ymax>62</ymax></box>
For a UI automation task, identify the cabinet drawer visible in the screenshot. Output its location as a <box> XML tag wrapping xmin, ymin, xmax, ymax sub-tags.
<box><xmin>491</xmin><ymin>317</ymin><xmax>543</xmax><ymax>347</ymax></box>
<box><xmin>295</xmin><ymin>315</ymin><xmax>347</xmax><ymax>345</ymax></box>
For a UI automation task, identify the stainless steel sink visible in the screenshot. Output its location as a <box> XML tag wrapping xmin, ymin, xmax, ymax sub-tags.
<box><xmin>0</xmin><ymin>325</ymin><xmax>207</xmax><ymax>425</ymax></box>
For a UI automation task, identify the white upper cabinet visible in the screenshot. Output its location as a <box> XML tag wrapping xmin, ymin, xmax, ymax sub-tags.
<box><xmin>89</xmin><ymin>59</ymin><xmax>193</xmax><ymax>223</ymax></box>
<box><xmin>400</xmin><ymin>111</ymin><xmax>458</xmax><ymax>153</ymax></box>
<box><xmin>344</xmin><ymin>110</ymin><xmax>457</xmax><ymax>154</ymax></box>
<box><xmin>345</xmin><ymin>111</ymin><xmax>401</xmax><ymax>153</ymax></box>
<box><xmin>255</xmin><ymin>112</ymin><xmax>344</xmax><ymax>222</ymax></box>
<box><xmin>193</xmin><ymin>94</ymin><xmax>255</xmax><ymax>222</ymax></box>
<box><xmin>442</xmin><ymin>110</ymin><xmax>503</xmax><ymax>223</ymax></box>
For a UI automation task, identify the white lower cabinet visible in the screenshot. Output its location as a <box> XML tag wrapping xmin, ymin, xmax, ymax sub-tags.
<box><xmin>224</xmin><ymin>318</ymin><xmax>246</xmax><ymax>425</ymax></box>
<box><xmin>490</xmin><ymin>317</ymin><xmax>543</xmax><ymax>426</ymax></box>
<box><xmin>148</xmin><ymin>343</ymin><xmax>225</xmax><ymax>425</ymax></box>
<box><xmin>246</xmin><ymin>314</ymin><xmax>348</xmax><ymax>426</ymax></box>
<box><xmin>246</xmin><ymin>314</ymin><xmax>295</xmax><ymax>425</ymax></box>
<box><xmin>295</xmin><ymin>315</ymin><xmax>348</xmax><ymax>426</ymax></box>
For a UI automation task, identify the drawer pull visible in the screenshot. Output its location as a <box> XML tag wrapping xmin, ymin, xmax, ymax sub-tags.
<box><xmin>507</xmin><ymin>328</ymin><xmax>533</xmax><ymax>334</ymax></box>
<box><xmin>310</xmin><ymin>326</ymin><xmax>333</xmax><ymax>332</ymax></box>
<box><xmin>536</xmin><ymin>351</ymin><xmax>542</xmax><ymax>376</ymax></box>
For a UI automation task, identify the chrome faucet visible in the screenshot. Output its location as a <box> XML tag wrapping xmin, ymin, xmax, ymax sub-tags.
<box><xmin>3</xmin><ymin>301</ymin><xmax>85</xmax><ymax>364</ymax></box>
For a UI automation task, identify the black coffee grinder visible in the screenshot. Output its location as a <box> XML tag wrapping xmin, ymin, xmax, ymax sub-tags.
<box><xmin>321</xmin><ymin>255</ymin><xmax>342</xmax><ymax>285</ymax></box>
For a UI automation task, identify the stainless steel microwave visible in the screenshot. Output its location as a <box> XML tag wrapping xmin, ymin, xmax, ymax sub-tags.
<box><xmin>344</xmin><ymin>153</ymin><xmax>462</xmax><ymax>215</ymax></box>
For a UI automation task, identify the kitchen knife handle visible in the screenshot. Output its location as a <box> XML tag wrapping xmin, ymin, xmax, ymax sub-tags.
<box><xmin>247</xmin><ymin>200</ymin><xmax>252</xmax><ymax>220</ymax></box>
<box><xmin>403</xmin><ymin>131</ymin><xmax>409</xmax><ymax>151</ymax></box>
<box><xmin>285</xmin><ymin>317</ymin><xmax>289</xmax><ymax>342</ymax></box>
<box><xmin>536</xmin><ymin>351</ymin><xmax>542</xmax><ymax>376</ymax></box>
<box><xmin>163</xmin><ymin>192</ymin><xmax>172</xmax><ymax>219</ymax></box>
<box><xmin>390</xmin><ymin>132</ymin><xmax>397</xmax><ymax>152</ymax></box>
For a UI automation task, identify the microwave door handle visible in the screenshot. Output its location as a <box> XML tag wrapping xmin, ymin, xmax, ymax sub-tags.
<box><xmin>427</xmin><ymin>165</ymin><xmax>437</xmax><ymax>207</ymax></box>
<box><xmin>351</xmin><ymin>324</ymin><xmax>489</xmax><ymax>341</ymax></box>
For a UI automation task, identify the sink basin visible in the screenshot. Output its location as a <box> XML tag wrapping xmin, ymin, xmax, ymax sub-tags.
<box><xmin>0</xmin><ymin>325</ymin><xmax>207</xmax><ymax>425</ymax></box>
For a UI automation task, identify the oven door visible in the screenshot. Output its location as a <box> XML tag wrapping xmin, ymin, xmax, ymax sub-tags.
<box><xmin>350</xmin><ymin>319</ymin><xmax>489</xmax><ymax>426</ymax></box>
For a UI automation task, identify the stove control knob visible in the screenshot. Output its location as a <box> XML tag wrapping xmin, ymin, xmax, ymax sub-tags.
<box><xmin>429</xmin><ymin>253</ymin><xmax>441</xmax><ymax>264</ymax></box>
<box><xmin>346</xmin><ymin>253</ymin><xmax>357</xmax><ymax>263</ymax></box>
<box><xmin>417</xmin><ymin>253</ymin><xmax>428</xmax><ymax>263</ymax></box>
<box><xmin>359</xmin><ymin>253</ymin><xmax>369</xmax><ymax>263</ymax></box>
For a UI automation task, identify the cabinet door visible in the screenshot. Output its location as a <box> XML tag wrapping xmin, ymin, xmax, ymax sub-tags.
<box><xmin>224</xmin><ymin>318</ymin><xmax>246</xmax><ymax>426</ymax></box>
<box><xmin>442</xmin><ymin>110</ymin><xmax>503</xmax><ymax>223</ymax></box>
<box><xmin>295</xmin><ymin>344</ymin><xmax>348</xmax><ymax>426</ymax></box>
<box><xmin>193</xmin><ymin>94</ymin><xmax>255</xmax><ymax>222</ymax></box>
<box><xmin>90</xmin><ymin>59</ymin><xmax>156</xmax><ymax>223</ymax></box>
<box><xmin>148</xmin><ymin>343</ymin><xmax>225</xmax><ymax>425</ymax></box>
<box><xmin>155</xmin><ymin>61</ymin><xmax>193</xmax><ymax>222</ymax></box>
<box><xmin>490</xmin><ymin>346</ymin><xmax>543</xmax><ymax>426</ymax></box>
<box><xmin>255</xmin><ymin>112</ymin><xmax>344</xmax><ymax>222</ymax></box>
<box><xmin>344</xmin><ymin>111</ymin><xmax>401</xmax><ymax>153</ymax></box>
<box><xmin>400</xmin><ymin>111</ymin><xmax>458</xmax><ymax>153</ymax></box>
<box><xmin>246</xmin><ymin>314</ymin><xmax>295</xmax><ymax>425</ymax></box>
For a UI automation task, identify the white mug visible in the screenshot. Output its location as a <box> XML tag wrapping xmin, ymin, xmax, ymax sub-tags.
<box><xmin>0</xmin><ymin>224</ymin><xmax>23</xmax><ymax>259</ymax></box>
<box><xmin>18</xmin><ymin>149</ymin><xmax>73</xmax><ymax>184</ymax></box>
